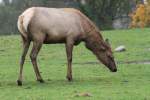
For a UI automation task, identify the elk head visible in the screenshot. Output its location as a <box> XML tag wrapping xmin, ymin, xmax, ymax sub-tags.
<box><xmin>85</xmin><ymin>38</ymin><xmax>117</xmax><ymax>72</ymax></box>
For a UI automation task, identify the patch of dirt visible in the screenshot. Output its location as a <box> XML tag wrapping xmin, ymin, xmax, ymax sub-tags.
<box><xmin>73</xmin><ymin>60</ymin><xmax>150</xmax><ymax>65</ymax></box>
<box><xmin>118</xmin><ymin>60</ymin><xmax>150</xmax><ymax>64</ymax></box>
<box><xmin>73</xmin><ymin>62</ymin><xmax>99</xmax><ymax>65</ymax></box>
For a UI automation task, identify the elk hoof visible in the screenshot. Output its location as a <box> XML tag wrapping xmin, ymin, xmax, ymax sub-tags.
<box><xmin>37</xmin><ymin>79</ymin><xmax>45</xmax><ymax>83</ymax></box>
<box><xmin>66</xmin><ymin>76</ymin><xmax>72</xmax><ymax>81</ymax></box>
<box><xmin>17</xmin><ymin>80</ymin><xmax>22</xmax><ymax>86</ymax></box>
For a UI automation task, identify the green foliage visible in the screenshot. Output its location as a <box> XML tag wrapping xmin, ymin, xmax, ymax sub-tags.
<box><xmin>0</xmin><ymin>0</ymin><xmax>145</xmax><ymax>34</ymax></box>
<box><xmin>78</xmin><ymin>0</ymin><xmax>132</xmax><ymax>30</ymax></box>
<box><xmin>0</xmin><ymin>28</ymin><xmax>150</xmax><ymax>99</ymax></box>
<box><xmin>0</xmin><ymin>6</ymin><xmax>19</xmax><ymax>34</ymax></box>
<box><xmin>0</xmin><ymin>0</ymin><xmax>78</xmax><ymax>35</ymax></box>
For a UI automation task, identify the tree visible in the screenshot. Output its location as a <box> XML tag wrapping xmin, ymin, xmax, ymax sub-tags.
<box><xmin>129</xmin><ymin>0</ymin><xmax>150</xmax><ymax>28</ymax></box>
<box><xmin>77</xmin><ymin>0</ymin><xmax>133</xmax><ymax>29</ymax></box>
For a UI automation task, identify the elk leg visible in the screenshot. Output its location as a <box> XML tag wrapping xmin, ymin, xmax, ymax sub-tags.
<box><xmin>30</xmin><ymin>41</ymin><xmax>44</xmax><ymax>83</ymax></box>
<box><xmin>17</xmin><ymin>38</ymin><xmax>30</xmax><ymax>86</ymax></box>
<box><xmin>65</xmin><ymin>40</ymin><xmax>74</xmax><ymax>81</ymax></box>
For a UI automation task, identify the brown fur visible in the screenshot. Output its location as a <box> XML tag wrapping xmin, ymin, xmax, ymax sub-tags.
<box><xmin>17</xmin><ymin>7</ymin><xmax>117</xmax><ymax>86</ymax></box>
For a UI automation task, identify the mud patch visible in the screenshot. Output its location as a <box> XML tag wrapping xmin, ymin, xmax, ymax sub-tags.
<box><xmin>118</xmin><ymin>60</ymin><xmax>150</xmax><ymax>64</ymax></box>
<box><xmin>73</xmin><ymin>62</ymin><xmax>99</xmax><ymax>65</ymax></box>
<box><xmin>73</xmin><ymin>60</ymin><xmax>150</xmax><ymax>65</ymax></box>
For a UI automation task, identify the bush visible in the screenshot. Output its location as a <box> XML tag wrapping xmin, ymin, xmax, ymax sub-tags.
<box><xmin>78</xmin><ymin>0</ymin><xmax>132</xmax><ymax>30</ymax></box>
<box><xmin>129</xmin><ymin>1</ymin><xmax>150</xmax><ymax>28</ymax></box>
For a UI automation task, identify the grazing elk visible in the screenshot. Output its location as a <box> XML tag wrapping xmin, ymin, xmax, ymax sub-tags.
<box><xmin>17</xmin><ymin>7</ymin><xmax>117</xmax><ymax>86</ymax></box>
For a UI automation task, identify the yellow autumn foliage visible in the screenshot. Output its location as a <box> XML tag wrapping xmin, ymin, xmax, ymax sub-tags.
<box><xmin>129</xmin><ymin>2</ymin><xmax>150</xmax><ymax>28</ymax></box>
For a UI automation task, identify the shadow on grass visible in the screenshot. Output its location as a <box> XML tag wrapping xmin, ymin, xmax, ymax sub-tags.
<box><xmin>0</xmin><ymin>75</ymin><xmax>119</xmax><ymax>89</ymax></box>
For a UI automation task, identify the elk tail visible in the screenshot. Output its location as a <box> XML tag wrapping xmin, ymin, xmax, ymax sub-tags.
<box><xmin>17</xmin><ymin>7</ymin><xmax>34</xmax><ymax>40</ymax></box>
<box><xmin>17</xmin><ymin>15</ymin><xmax>28</xmax><ymax>40</ymax></box>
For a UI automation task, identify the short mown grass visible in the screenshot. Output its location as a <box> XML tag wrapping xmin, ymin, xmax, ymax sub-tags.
<box><xmin>0</xmin><ymin>28</ymin><xmax>150</xmax><ymax>100</ymax></box>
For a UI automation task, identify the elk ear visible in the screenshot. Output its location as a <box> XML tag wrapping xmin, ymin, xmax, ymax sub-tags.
<box><xmin>105</xmin><ymin>38</ymin><xmax>110</xmax><ymax>46</ymax></box>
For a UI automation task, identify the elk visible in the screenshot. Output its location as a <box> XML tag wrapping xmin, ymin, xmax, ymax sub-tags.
<box><xmin>17</xmin><ymin>7</ymin><xmax>117</xmax><ymax>86</ymax></box>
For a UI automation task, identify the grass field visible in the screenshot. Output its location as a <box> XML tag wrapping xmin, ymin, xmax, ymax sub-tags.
<box><xmin>0</xmin><ymin>28</ymin><xmax>150</xmax><ymax>100</ymax></box>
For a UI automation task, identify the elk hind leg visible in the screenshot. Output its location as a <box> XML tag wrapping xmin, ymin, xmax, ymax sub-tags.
<box><xmin>17</xmin><ymin>36</ymin><xmax>30</xmax><ymax>86</ymax></box>
<box><xmin>30</xmin><ymin>41</ymin><xmax>44</xmax><ymax>83</ymax></box>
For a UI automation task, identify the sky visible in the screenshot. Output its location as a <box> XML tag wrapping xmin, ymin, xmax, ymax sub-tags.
<box><xmin>0</xmin><ymin>0</ymin><xmax>2</xmax><ymax>3</ymax></box>
<box><xmin>0</xmin><ymin>0</ymin><xmax>13</xmax><ymax>4</ymax></box>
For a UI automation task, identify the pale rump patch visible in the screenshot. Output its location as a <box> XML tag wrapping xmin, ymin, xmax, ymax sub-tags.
<box><xmin>17</xmin><ymin>7</ymin><xmax>35</xmax><ymax>39</ymax></box>
<box><xmin>17</xmin><ymin>16</ymin><xmax>24</xmax><ymax>34</ymax></box>
<box><xmin>21</xmin><ymin>7</ymin><xmax>35</xmax><ymax>32</ymax></box>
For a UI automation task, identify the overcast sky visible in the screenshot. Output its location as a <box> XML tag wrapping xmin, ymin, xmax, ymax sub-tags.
<box><xmin>0</xmin><ymin>0</ymin><xmax>3</xmax><ymax>4</ymax></box>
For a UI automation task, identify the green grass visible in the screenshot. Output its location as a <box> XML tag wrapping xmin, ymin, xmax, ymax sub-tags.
<box><xmin>0</xmin><ymin>28</ymin><xmax>150</xmax><ymax>100</ymax></box>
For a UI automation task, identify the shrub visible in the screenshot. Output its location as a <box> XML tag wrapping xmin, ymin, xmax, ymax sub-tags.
<box><xmin>78</xmin><ymin>0</ymin><xmax>132</xmax><ymax>30</ymax></box>
<box><xmin>129</xmin><ymin>1</ymin><xmax>150</xmax><ymax>28</ymax></box>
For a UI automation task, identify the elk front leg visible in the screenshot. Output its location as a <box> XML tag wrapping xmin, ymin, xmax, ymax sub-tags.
<box><xmin>65</xmin><ymin>40</ymin><xmax>74</xmax><ymax>81</ymax></box>
<box><xmin>30</xmin><ymin>41</ymin><xmax>44</xmax><ymax>83</ymax></box>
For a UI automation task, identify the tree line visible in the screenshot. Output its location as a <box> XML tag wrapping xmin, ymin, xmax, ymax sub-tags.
<box><xmin>0</xmin><ymin>0</ymin><xmax>142</xmax><ymax>35</ymax></box>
